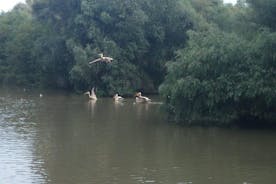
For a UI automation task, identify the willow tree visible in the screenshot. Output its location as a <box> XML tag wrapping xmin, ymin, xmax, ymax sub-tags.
<box><xmin>160</xmin><ymin>25</ymin><xmax>276</xmax><ymax>125</ymax></box>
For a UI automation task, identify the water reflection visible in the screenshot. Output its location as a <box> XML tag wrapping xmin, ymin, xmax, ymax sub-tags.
<box><xmin>0</xmin><ymin>92</ymin><xmax>47</xmax><ymax>184</ymax></box>
<box><xmin>114</xmin><ymin>100</ymin><xmax>124</xmax><ymax>107</ymax></box>
<box><xmin>1</xmin><ymin>89</ymin><xmax>276</xmax><ymax>184</ymax></box>
<box><xmin>134</xmin><ymin>102</ymin><xmax>150</xmax><ymax>114</ymax></box>
<box><xmin>87</xmin><ymin>99</ymin><xmax>97</xmax><ymax>118</ymax></box>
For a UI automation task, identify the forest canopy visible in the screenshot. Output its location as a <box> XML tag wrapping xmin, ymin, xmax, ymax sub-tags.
<box><xmin>0</xmin><ymin>0</ymin><xmax>275</xmax><ymax>125</ymax></box>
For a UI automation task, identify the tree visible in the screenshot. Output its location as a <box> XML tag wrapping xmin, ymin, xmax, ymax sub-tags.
<box><xmin>247</xmin><ymin>0</ymin><xmax>276</xmax><ymax>30</ymax></box>
<box><xmin>0</xmin><ymin>4</ymin><xmax>42</xmax><ymax>86</ymax></box>
<box><xmin>160</xmin><ymin>26</ymin><xmax>276</xmax><ymax>124</ymax></box>
<box><xmin>30</xmin><ymin>0</ymin><xmax>193</xmax><ymax>94</ymax></box>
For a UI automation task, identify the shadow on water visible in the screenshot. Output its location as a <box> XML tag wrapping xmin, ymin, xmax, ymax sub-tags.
<box><xmin>234</xmin><ymin>115</ymin><xmax>276</xmax><ymax>129</ymax></box>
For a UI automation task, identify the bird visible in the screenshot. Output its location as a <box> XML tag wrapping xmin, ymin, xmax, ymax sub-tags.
<box><xmin>84</xmin><ymin>87</ymin><xmax>97</xmax><ymax>100</ymax></box>
<box><xmin>135</xmin><ymin>92</ymin><xmax>151</xmax><ymax>103</ymax></box>
<box><xmin>39</xmin><ymin>94</ymin><xmax>43</xmax><ymax>98</ymax></box>
<box><xmin>89</xmin><ymin>53</ymin><xmax>113</xmax><ymax>64</ymax></box>
<box><xmin>113</xmin><ymin>93</ymin><xmax>124</xmax><ymax>102</ymax></box>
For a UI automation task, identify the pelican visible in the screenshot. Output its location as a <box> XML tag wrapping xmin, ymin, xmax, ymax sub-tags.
<box><xmin>89</xmin><ymin>53</ymin><xmax>113</xmax><ymax>64</ymax></box>
<box><xmin>84</xmin><ymin>87</ymin><xmax>97</xmax><ymax>100</ymax></box>
<box><xmin>135</xmin><ymin>92</ymin><xmax>151</xmax><ymax>103</ymax></box>
<box><xmin>113</xmin><ymin>93</ymin><xmax>124</xmax><ymax>102</ymax></box>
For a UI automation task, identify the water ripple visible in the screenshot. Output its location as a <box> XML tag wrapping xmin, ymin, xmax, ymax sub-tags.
<box><xmin>0</xmin><ymin>96</ymin><xmax>46</xmax><ymax>184</ymax></box>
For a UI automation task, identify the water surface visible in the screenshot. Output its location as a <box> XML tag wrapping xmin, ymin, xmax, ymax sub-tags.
<box><xmin>0</xmin><ymin>89</ymin><xmax>276</xmax><ymax>184</ymax></box>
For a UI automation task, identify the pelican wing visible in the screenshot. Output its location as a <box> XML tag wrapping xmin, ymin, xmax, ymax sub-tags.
<box><xmin>91</xmin><ymin>88</ymin><xmax>97</xmax><ymax>98</ymax></box>
<box><xmin>102</xmin><ymin>56</ymin><xmax>113</xmax><ymax>63</ymax></box>
<box><xmin>105</xmin><ymin>56</ymin><xmax>113</xmax><ymax>60</ymax></box>
<box><xmin>117</xmin><ymin>96</ymin><xmax>124</xmax><ymax>101</ymax></box>
<box><xmin>84</xmin><ymin>91</ymin><xmax>90</xmax><ymax>95</ymax></box>
<box><xmin>144</xmin><ymin>97</ymin><xmax>151</xmax><ymax>102</ymax></box>
<box><xmin>135</xmin><ymin>96</ymin><xmax>149</xmax><ymax>103</ymax></box>
<box><xmin>89</xmin><ymin>58</ymin><xmax>102</xmax><ymax>64</ymax></box>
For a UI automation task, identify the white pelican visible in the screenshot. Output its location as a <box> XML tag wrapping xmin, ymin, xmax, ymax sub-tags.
<box><xmin>135</xmin><ymin>92</ymin><xmax>151</xmax><ymax>103</ymax></box>
<box><xmin>89</xmin><ymin>53</ymin><xmax>113</xmax><ymax>64</ymax></box>
<box><xmin>113</xmin><ymin>93</ymin><xmax>124</xmax><ymax>102</ymax></box>
<box><xmin>84</xmin><ymin>87</ymin><xmax>97</xmax><ymax>100</ymax></box>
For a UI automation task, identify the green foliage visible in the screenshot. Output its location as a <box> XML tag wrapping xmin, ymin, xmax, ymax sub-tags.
<box><xmin>1</xmin><ymin>0</ymin><xmax>276</xmax><ymax>125</ymax></box>
<box><xmin>0</xmin><ymin>5</ymin><xmax>41</xmax><ymax>86</ymax></box>
<box><xmin>158</xmin><ymin>0</ymin><xmax>276</xmax><ymax>125</ymax></box>
<box><xmin>29</xmin><ymin>0</ymin><xmax>193</xmax><ymax>94</ymax></box>
<box><xmin>160</xmin><ymin>26</ymin><xmax>276</xmax><ymax>124</ymax></box>
<box><xmin>247</xmin><ymin>0</ymin><xmax>276</xmax><ymax>30</ymax></box>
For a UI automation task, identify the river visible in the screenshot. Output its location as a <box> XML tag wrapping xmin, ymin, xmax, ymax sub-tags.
<box><xmin>0</xmin><ymin>89</ymin><xmax>276</xmax><ymax>184</ymax></box>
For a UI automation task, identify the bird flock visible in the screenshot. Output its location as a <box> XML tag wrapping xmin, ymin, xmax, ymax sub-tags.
<box><xmin>84</xmin><ymin>87</ymin><xmax>151</xmax><ymax>103</ymax></box>
<box><xmin>86</xmin><ymin>53</ymin><xmax>152</xmax><ymax>103</ymax></box>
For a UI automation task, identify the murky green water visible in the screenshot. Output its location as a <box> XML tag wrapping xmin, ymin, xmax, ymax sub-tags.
<box><xmin>0</xmin><ymin>89</ymin><xmax>276</xmax><ymax>184</ymax></box>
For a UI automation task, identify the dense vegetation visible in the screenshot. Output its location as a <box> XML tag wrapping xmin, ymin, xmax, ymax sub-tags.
<box><xmin>0</xmin><ymin>0</ymin><xmax>275</xmax><ymax>125</ymax></box>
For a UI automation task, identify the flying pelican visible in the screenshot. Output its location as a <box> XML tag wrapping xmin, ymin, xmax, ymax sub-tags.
<box><xmin>84</xmin><ymin>87</ymin><xmax>97</xmax><ymax>100</ymax></box>
<box><xmin>135</xmin><ymin>92</ymin><xmax>151</xmax><ymax>103</ymax></box>
<box><xmin>113</xmin><ymin>93</ymin><xmax>124</xmax><ymax>102</ymax></box>
<box><xmin>89</xmin><ymin>53</ymin><xmax>113</xmax><ymax>64</ymax></box>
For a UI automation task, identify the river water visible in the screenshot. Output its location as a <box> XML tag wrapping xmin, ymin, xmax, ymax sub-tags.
<box><xmin>0</xmin><ymin>89</ymin><xmax>276</xmax><ymax>184</ymax></box>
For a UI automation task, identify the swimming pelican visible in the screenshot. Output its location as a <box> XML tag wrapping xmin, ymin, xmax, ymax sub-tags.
<box><xmin>84</xmin><ymin>87</ymin><xmax>97</xmax><ymax>100</ymax></box>
<box><xmin>89</xmin><ymin>53</ymin><xmax>113</xmax><ymax>64</ymax></box>
<box><xmin>135</xmin><ymin>92</ymin><xmax>151</xmax><ymax>103</ymax></box>
<box><xmin>113</xmin><ymin>93</ymin><xmax>124</xmax><ymax>102</ymax></box>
